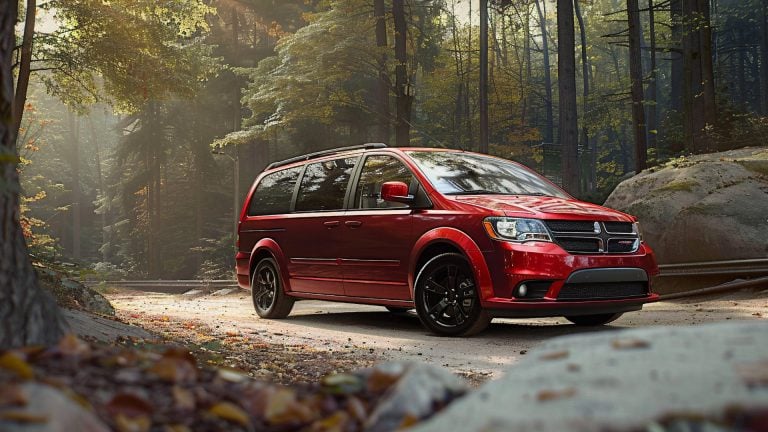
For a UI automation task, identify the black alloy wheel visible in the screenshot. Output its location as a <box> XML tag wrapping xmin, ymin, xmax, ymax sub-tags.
<box><xmin>414</xmin><ymin>253</ymin><xmax>491</xmax><ymax>336</ymax></box>
<box><xmin>565</xmin><ymin>312</ymin><xmax>623</xmax><ymax>326</ymax></box>
<box><xmin>252</xmin><ymin>257</ymin><xmax>294</xmax><ymax>319</ymax></box>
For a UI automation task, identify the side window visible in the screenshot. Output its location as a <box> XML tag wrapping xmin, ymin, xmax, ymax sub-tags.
<box><xmin>295</xmin><ymin>157</ymin><xmax>357</xmax><ymax>212</ymax></box>
<box><xmin>247</xmin><ymin>167</ymin><xmax>302</xmax><ymax>216</ymax></box>
<box><xmin>355</xmin><ymin>155</ymin><xmax>415</xmax><ymax>209</ymax></box>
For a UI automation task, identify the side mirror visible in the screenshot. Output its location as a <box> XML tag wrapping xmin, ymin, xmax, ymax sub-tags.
<box><xmin>381</xmin><ymin>181</ymin><xmax>414</xmax><ymax>204</ymax></box>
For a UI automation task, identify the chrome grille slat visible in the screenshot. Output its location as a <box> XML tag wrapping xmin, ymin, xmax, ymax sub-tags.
<box><xmin>545</xmin><ymin>220</ymin><xmax>639</xmax><ymax>255</ymax></box>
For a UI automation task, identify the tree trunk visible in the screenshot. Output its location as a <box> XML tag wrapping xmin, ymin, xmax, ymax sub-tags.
<box><xmin>393</xmin><ymin>0</ymin><xmax>413</xmax><ymax>147</ymax></box>
<box><xmin>698</xmin><ymin>0</ymin><xmax>716</xmax><ymax>151</ymax></box>
<box><xmin>88</xmin><ymin>117</ymin><xmax>108</xmax><ymax>263</ymax></box>
<box><xmin>12</xmin><ymin>0</ymin><xmax>35</xmax><ymax>143</ymax></box>
<box><xmin>374</xmin><ymin>0</ymin><xmax>390</xmax><ymax>143</ymax></box>
<box><xmin>647</xmin><ymin>0</ymin><xmax>658</xmax><ymax>152</ymax></box>
<box><xmin>761</xmin><ymin>0</ymin><xmax>768</xmax><ymax>114</ymax></box>
<box><xmin>574</xmin><ymin>0</ymin><xmax>592</xmax><ymax>191</ymax></box>
<box><xmin>67</xmin><ymin>111</ymin><xmax>82</xmax><ymax>260</ymax></box>
<box><xmin>479</xmin><ymin>0</ymin><xmax>489</xmax><ymax>154</ymax></box>
<box><xmin>0</xmin><ymin>1</ymin><xmax>67</xmax><ymax>349</ymax></box>
<box><xmin>557</xmin><ymin>0</ymin><xmax>580</xmax><ymax>194</ymax></box>
<box><xmin>670</xmin><ymin>0</ymin><xmax>683</xmax><ymax>117</ymax></box>
<box><xmin>628</xmin><ymin>0</ymin><xmax>648</xmax><ymax>173</ymax></box>
<box><xmin>536</xmin><ymin>0</ymin><xmax>554</xmax><ymax>144</ymax></box>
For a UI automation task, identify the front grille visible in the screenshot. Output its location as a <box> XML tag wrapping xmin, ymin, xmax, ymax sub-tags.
<box><xmin>604</xmin><ymin>222</ymin><xmax>634</xmax><ymax>233</ymax></box>
<box><xmin>545</xmin><ymin>220</ymin><xmax>639</xmax><ymax>255</ymax></box>
<box><xmin>558</xmin><ymin>238</ymin><xmax>601</xmax><ymax>253</ymax></box>
<box><xmin>545</xmin><ymin>220</ymin><xmax>596</xmax><ymax>233</ymax></box>
<box><xmin>607</xmin><ymin>238</ymin><xmax>639</xmax><ymax>253</ymax></box>
<box><xmin>558</xmin><ymin>282</ymin><xmax>648</xmax><ymax>301</ymax></box>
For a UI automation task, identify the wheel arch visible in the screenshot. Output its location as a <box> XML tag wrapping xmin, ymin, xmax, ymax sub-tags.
<box><xmin>249</xmin><ymin>238</ymin><xmax>293</xmax><ymax>293</ymax></box>
<box><xmin>409</xmin><ymin>227</ymin><xmax>494</xmax><ymax>301</ymax></box>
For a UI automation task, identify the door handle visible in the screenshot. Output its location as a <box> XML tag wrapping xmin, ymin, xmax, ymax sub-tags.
<box><xmin>323</xmin><ymin>221</ymin><xmax>341</xmax><ymax>228</ymax></box>
<box><xmin>345</xmin><ymin>221</ymin><xmax>363</xmax><ymax>228</ymax></box>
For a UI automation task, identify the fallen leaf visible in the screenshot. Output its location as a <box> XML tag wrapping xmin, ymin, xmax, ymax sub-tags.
<box><xmin>208</xmin><ymin>402</ymin><xmax>251</xmax><ymax>427</ymax></box>
<box><xmin>540</xmin><ymin>350</ymin><xmax>569</xmax><ymax>361</ymax></box>
<box><xmin>735</xmin><ymin>359</ymin><xmax>768</xmax><ymax>388</ymax></box>
<box><xmin>0</xmin><ymin>410</ymin><xmax>48</xmax><ymax>423</ymax></box>
<box><xmin>309</xmin><ymin>411</ymin><xmax>351</xmax><ymax>432</ymax></box>
<box><xmin>172</xmin><ymin>386</ymin><xmax>195</xmax><ymax>411</ymax></box>
<box><xmin>612</xmin><ymin>338</ymin><xmax>651</xmax><ymax>350</ymax></box>
<box><xmin>322</xmin><ymin>374</ymin><xmax>364</xmax><ymax>394</ymax></box>
<box><xmin>164</xmin><ymin>425</ymin><xmax>192</xmax><ymax>432</ymax></box>
<box><xmin>0</xmin><ymin>352</ymin><xmax>34</xmax><ymax>379</ymax></box>
<box><xmin>106</xmin><ymin>393</ymin><xmax>154</xmax><ymax>418</ymax></box>
<box><xmin>537</xmin><ymin>388</ymin><xmax>577</xmax><ymax>402</ymax></box>
<box><xmin>148</xmin><ymin>349</ymin><xmax>197</xmax><ymax>383</ymax></box>
<box><xmin>57</xmin><ymin>334</ymin><xmax>92</xmax><ymax>358</ymax></box>
<box><xmin>366</xmin><ymin>369</ymin><xmax>400</xmax><ymax>393</ymax></box>
<box><xmin>264</xmin><ymin>388</ymin><xmax>315</xmax><ymax>424</ymax></box>
<box><xmin>114</xmin><ymin>413</ymin><xmax>151</xmax><ymax>432</ymax></box>
<box><xmin>0</xmin><ymin>384</ymin><xmax>27</xmax><ymax>407</ymax></box>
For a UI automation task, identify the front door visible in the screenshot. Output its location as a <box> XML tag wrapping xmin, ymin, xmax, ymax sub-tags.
<box><xmin>340</xmin><ymin>155</ymin><xmax>416</xmax><ymax>300</ymax></box>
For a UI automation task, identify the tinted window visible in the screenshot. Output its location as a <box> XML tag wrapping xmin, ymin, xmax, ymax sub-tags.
<box><xmin>247</xmin><ymin>167</ymin><xmax>302</xmax><ymax>216</ymax></box>
<box><xmin>295</xmin><ymin>157</ymin><xmax>357</xmax><ymax>211</ymax></box>
<box><xmin>355</xmin><ymin>155</ymin><xmax>415</xmax><ymax>209</ymax></box>
<box><xmin>406</xmin><ymin>151</ymin><xmax>569</xmax><ymax>198</ymax></box>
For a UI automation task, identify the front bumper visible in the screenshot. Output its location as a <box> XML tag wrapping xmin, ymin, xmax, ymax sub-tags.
<box><xmin>479</xmin><ymin>240</ymin><xmax>659</xmax><ymax>316</ymax></box>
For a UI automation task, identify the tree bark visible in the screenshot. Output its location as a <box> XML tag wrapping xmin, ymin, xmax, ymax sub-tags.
<box><xmin>1</xmin><ymin>0</ymin><xmax>67</xmax><ymax>349</ymax></box>
<box><xmin>536</xmin><ymin>0</ymin><xmax>554</xmax><ymax>144</ymax></box>
<box><xmin>557</xmin><ymin>0</ymin><xmax>580</xmax><ymax>193</ymax></box>
<box><xmin>479</xmin><ymin>0</ymin><xmax>489</xmax><ymax>154</ymax></box>
<box><xmin>647</xmin><ymin>0</ymin><xmax>658</xmax><ymax>152</ymax></box>
<box><xmin>628</xmin><ymin>0</ymin><xmax>648</xmax><ymax>173</ymax></box>
<box><xmin>393</xmin><ymin>0</ymin><xmax>413</xmax><ymax>147</ymax></box>
<box><xmin>670</xmin><ymin>0</ymin><xmax>683</xmax><ymax>117</ymax></box>
<box><xmin>67</xmin><ymin>111</ymin><xmax>82</xmax><ymax>260</ymax></box>
<box><xmin>574</xmin><ymin>0</ymin><xmax>593</xmax><ymax>191</ymax></box>
<box><xmin>761</xmin><ymin>0</ymin><xmax>768</xmax><ymax>114</ymax></box>
<box><xmin>373</xmin><ymin>0</ymin><xmax>390</xmax><ymax>143</ymax></box>
<box><xmin>697</xmin><ymin>0</ymin><xmax>716</xmax><ymax>151</ymax></box>
<box><xmin>12</xmin><ymin>0</ymin><xmax>35</xmax><ymax>143</ymax></box>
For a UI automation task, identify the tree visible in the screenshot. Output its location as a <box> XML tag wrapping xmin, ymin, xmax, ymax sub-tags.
<box><xmin>558</xmin><ymin>0</ymin><xmax>580</xmax><ymax>193</ymax></box>
<box><xmin>393</xmin><ymin>0</ymin><xmax>414</xmax><ymax>147</ymax></box>
<box><xmin>628</xmin><ymin>0</ymin><xmax>648</xmax><ymax>172</ymax></box>
<box><xmin>1</xmin><ymin>0</ymin><xmax>67</xmax><ymax>349</ymax></box>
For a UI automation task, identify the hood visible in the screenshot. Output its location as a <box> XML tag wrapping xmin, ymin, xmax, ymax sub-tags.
<box><xmin>451</xmin><ymin>195</ymin><xmax>633</xmax><ymax>221</ymax></box>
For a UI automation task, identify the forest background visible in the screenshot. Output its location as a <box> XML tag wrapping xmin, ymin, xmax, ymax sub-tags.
<box><xmin>14</xmin><ymin>0</ymin><xmax>767</xmax><ymax>280</ymax></box>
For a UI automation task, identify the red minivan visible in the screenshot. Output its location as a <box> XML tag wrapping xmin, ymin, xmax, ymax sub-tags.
<box><xmin>235</xmin><ymin>144</ymin><xmax>659</xmax><ymax>336</ymax></box>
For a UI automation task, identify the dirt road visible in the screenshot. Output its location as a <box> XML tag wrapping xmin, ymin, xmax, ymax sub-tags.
<box><xmin>107</xmin><ymin>286</ymin><xmax>767</xmax><ymax>382</ymax></box>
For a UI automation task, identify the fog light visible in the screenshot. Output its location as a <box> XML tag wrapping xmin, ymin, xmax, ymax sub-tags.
<box><xmin>517</xmin><ymin>284</ymin><xmax>528</xmax><ymax>297</ymax></box>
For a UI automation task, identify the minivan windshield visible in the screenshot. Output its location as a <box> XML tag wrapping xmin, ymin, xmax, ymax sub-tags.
<box><xmin>406</xmin><ymin>151</ymin><xmax>570</xmax><ymax>199</ymax></box>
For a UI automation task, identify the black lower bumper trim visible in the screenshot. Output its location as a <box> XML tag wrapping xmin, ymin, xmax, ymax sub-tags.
<box><xmin>486</xmin><ymin>303</ymin><xmax>644</xmax><ymax>319</ymax></box>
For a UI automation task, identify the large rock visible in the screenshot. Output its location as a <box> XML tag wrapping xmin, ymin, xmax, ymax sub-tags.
<box><xmin>0</xmin><ymin>383</ymin><xmax>109</xmax><ymax>432</ymax></box>
<box><xmin>604</xmin><ymin>147</ymin><xmax>768</xmax><ymax>264</ymax></box>
<box><xmin>412</xmin><ymin>321</ymin><xmax>768</xmax><ymax>432</ymax></box>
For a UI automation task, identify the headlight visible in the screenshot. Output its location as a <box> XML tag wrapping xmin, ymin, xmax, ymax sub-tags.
<box><xmin>483</xmin><ymin>217</ymin><xmax>552</xmax><ymax>242</ymax></box>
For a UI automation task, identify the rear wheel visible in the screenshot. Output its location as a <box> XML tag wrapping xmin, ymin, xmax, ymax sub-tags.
<box><xmin>414</xmin><ymin>253</ymin><xmax>490</xmax><ymax>336</ymax></box>
<box><xmin>252</xmin><ymin>258</ymin><xmax>294</xmax><ymax>319</ymax></box>
<box><xmin>565</xmin><ymin>313</ymin><xmax>623</xmax><ymax>326</ymax></box>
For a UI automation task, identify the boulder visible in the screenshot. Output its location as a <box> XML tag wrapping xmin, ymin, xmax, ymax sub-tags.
<box><xmin>0</xmin><ymin>383</ymin><xmax>109</xmax><ymax>432</ymax></box>
<box><xmin>411</xmin><ymin>321</ymin><xmax>768</xmax><ymax>432</ymax></box>
<box><xmin>604</xmin><ymin>147</ymin><xmax>768</xmax><ymax>264</ymax></box>
<box><xmin>37</xmin><ymin>268</ymin><xmax>115</xmax><ymax>316</ymax></box>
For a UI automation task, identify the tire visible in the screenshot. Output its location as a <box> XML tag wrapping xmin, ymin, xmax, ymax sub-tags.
<box><xmin>414</xmin><ymin>253</ymin><xmax>491</xmax><ymax>336</ymax></box>
<box><xmin>565</xmin><ymin>313</ymin><xmax>623</xmax><ymax>326</ymax></box>
<box><xmin>251</xmin><ymin>257</ymin><xmax>294</xmax><ymax>319</ymax></box>
<box><xmin>385</xmin><ymin>306</ymin><xmax>412</xmax><ymax>313</ymax></box>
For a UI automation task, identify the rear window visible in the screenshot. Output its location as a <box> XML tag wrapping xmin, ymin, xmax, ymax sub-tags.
<box><xmin>247</xmin><ymin>167</ymin><xmax>302</xmax><ymax>216</ymax></box>
<box><xmin>295</xmin><ymin>157</ymin><xmax>358</xmax><ymax>211</ymax></box>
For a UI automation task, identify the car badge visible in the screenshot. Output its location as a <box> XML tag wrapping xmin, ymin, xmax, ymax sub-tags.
<box><xmin>594</xmin><ymin>222</ymin><xmax>601</xmax><ymax>233</ymax></box>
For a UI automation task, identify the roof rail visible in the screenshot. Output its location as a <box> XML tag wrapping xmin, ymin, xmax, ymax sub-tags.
<box><xmin>265</xmin><ymin>143</ymin><xmax>388</xmax><ymax>171</ymax></box>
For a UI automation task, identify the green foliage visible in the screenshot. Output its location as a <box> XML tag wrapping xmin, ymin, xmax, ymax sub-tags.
<box><xmin>35</xmin><ymin>0</ymin><xmax>217</xmax><ymax>113</ymax></box>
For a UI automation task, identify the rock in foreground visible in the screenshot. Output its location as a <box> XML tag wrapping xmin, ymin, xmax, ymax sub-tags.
<box><xmin>412</xmin><ymin>321</ymin><xmax>768</xmax><ymax>432</ymax></box>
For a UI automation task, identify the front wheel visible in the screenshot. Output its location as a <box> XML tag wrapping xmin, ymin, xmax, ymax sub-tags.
<box><xmin>252</xmin><ymin>258</ymin><xmax>294</xmax><ymax>319</ymax></box>
<box><xmin>565</xmin><ymin>313</ymin><xmax>623</xmax><ymax>326</ymax></box>
<box><xmin>414</xmin><ymin>253</ymin><xmax>490</xmax><ymax>336</ymax></box>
